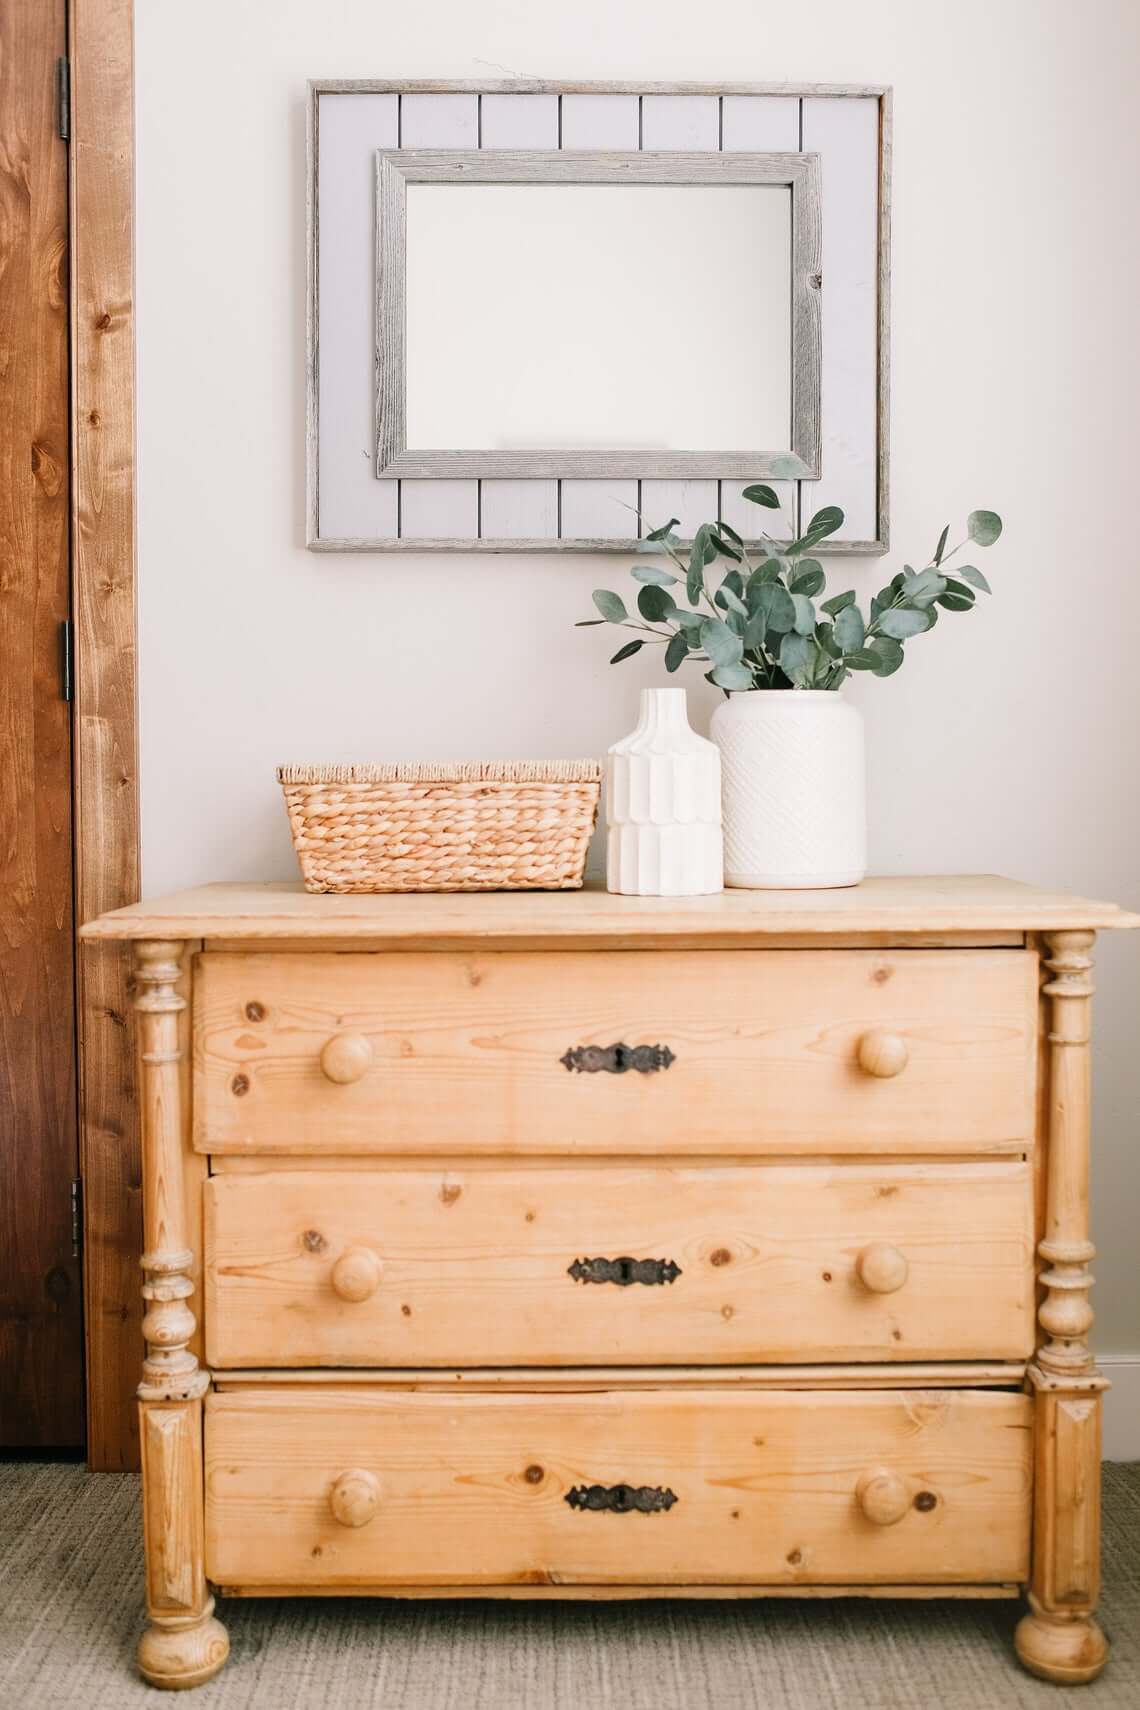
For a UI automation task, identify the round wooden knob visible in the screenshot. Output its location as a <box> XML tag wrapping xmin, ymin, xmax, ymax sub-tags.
<box><xmin>330</xmin><ymin>1246</ymin><xmax>383</xmax><ymax>1303</ymax></box>
<box><xmin>319</xmin><ymin>1032</ymin><xmax>373</xmax><ymax>1084</ymax></box>
<box><xmin>329</xmin><ymin>1468</ymin><xmax>380</xmax><ymax>1528</ymax></box>
<box><xmin>857</xmin><ymin>1029</ymin><xmax>909</xmax><ymax>1078</ymax></box>
<box><xmin>856</xmin><ymin>1242</ymin><xmax>909</xmax><ymax>1294</ymax></box>
<box><xmin>856</xmin><ymin>1467</ymin><xmax>910</xmax><ymax>1526</ymax></box>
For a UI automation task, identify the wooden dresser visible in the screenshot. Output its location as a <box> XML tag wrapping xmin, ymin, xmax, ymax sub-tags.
<box><xmin>80</xmin><ymin>876</ymin><xmax>1138</xmax><ymax>1689</ymax></box>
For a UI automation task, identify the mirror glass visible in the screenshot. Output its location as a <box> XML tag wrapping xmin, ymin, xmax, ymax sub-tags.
<box><xmin>404</xmin><ymin>184</ymin><xmax>792</xmax><ymax>452</ymax></box>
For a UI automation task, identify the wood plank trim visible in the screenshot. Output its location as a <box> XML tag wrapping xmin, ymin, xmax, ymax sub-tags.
<box><xmin>213</xmin><ymin>1362</ymin><xmax>1029</xmax><ymax>1391</ymax></box>
<box><xmin>374</xmin><ymin>150</ymin><xmax>822</xmax><ymax>484</ymax></box>
<box><xmin>312</xmin><ymin>81</ymin><xmax>893</xmax><ymax>98</ymax></box>
<box><xmin>218</xmin><ymin>1581</ymin><xmax>1021</xmax><ymax>1602</ymax></box>
<box><xmin>69</xmin><ymin>0</ymin><xmax>142</xmax><ymax>1471</ymax></box>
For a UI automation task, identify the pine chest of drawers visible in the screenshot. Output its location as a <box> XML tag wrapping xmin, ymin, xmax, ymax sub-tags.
<box><xmin>81</xmin><ymin>876</ymin><xmax>1138</xmax><ymax>1689</ymax></box>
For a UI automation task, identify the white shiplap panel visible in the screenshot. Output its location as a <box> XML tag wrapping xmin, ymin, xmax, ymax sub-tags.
<box><xmin>720</xmin><ymin>480</ymin><xmax>799</xmax><ymax>546</ymax></box>
<box><xmin>399</xmin><ymin>480</ymin><xmax>479</xmax><ymax>540</ymax></box>
<box><xmin>399</xmin><ymin>94</ymin><xmax>479</xmax><ymax>542</ymax></box>
<box><xmin>399</xmin><ymin>92</ymin><xmax>478</xmax><ymax>148</ymax></box>
<box><xmin>315</xmin><ymin>93</ymin><xmax>399</xmax><ymax>542</ymax></box>
<box><xmin>801</xmin><ymin>96</ymin><xmax>880</xmax><ymax>543</ymax></box>
<box><xmin>721</xmin><ymin>95</ymin><xmax>800</xmax><ymax>152</ymax></box>
<box><xmin>719</xmin><ymin>98</ymin><xmax>802</xmax><ymax>543</ymax></box>
<box><xmin>560</xmin><ymin>94</ymin><xmax>640</xmax><ymax>150</ymax></box>
<box><xmin>559</xmin><ymin>480</ymin><xmax>637</xmax><ymax>541</ymax></box>
<box><xmin>640</xmin><ymin>480</ymin><xmax>718</xmax><ymax>542</ymax></box>
<box><xmin>480</xmin><ymin>93</ymin><xmax>558</xmax><ymax>149</ymax></box>
<box><xmin>479</xmin><ymin>95</ymin><xmax>559</xmax><ymax>541</ymax></box>
<box><xmin>641</xmin><ymin>95</ymin><xmax>719</xmax><ymax>151</ymax></box>
<box><xmin>479</xmin><ymin>481</ymin><xmax>559</xmax><ymax>541</ymax></box>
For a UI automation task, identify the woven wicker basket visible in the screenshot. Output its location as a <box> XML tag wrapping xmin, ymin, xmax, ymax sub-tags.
<box><xmin>278</xmin><ymin>762</ymin><xmax>601</xmax><ymax>894</ymax></box>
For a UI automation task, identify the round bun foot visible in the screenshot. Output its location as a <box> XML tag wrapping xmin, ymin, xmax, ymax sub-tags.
<box><xmin>138</xmin><ymin>1602</ymin><xmax>229</xmax><ymax>1690</ymax></box>
<box><xmin>1014</xmin><ymin>1610</ymin><xmax>1108</xmax><ymax>1684</ymax></box>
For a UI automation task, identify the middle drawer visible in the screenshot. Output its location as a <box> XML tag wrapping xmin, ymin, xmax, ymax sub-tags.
<box><xmin>204</xmin><ymin>1161</ymin><xmax>1034</xmax><ymax>1368</ymax></box>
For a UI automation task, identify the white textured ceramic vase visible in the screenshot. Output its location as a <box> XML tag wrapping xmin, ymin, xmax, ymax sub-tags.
<box><xmin>606</xmin><ymin>688</ymin><xmax>723</xmax><ymax>896</ymax></box>
<box><xmin>709</xmin><ymin>690</ymin><xmax>866</xmax><ymax>889</ymax></box>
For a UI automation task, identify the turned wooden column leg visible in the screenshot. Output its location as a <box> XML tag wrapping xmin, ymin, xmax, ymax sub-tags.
<box><xmin>133</xmin><ymin>941</ymin><xmax>228</xmax><ymax>1690</ymax></box>
<box><xmin>1015</xmin><ymin>931</ymin><xmax>1108</xmax><ymax>1686</ymax></box>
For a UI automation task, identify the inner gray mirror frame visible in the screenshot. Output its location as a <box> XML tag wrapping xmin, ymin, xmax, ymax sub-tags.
<box><xmin>374</xmin><ymin>150</ymin><xmax>822</xmax><ymax>483</ymax></box>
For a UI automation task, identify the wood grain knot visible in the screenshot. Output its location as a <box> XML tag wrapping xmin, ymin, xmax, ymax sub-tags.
<box><xmin>524</xmin><ymin>1464</ymin><xmax>545</xmax><ymax>1484</ymax></box>
<box><xmin>710</xmin><ymin>1248</ymin><xmax>732</xmax><ymax>1267</ymax></box>
<box><xmin>244</xmin><ymin>1001</ymin><xmax>265</xmax><ymax>1021</ymax></box>
<box><xmin>302</xmin><ymin>1230</ymin><xmax>327</xmax><ymax>1253</ymax></box>
<box><xmin>230</xmin><ymin>1074</ymin><xmax>249</xmax><ymax>1096</ymax></box>
<box><xmin>914</xmin><ymin>1491</ymin><xmax>937</xmax><ymax>1512</ymax></box>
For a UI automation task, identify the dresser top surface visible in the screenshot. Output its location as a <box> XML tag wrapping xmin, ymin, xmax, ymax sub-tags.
<box><xmin>80</xmin><ymin>875</ymin><xmax>1139</xmax><ymax>945</ymax></box>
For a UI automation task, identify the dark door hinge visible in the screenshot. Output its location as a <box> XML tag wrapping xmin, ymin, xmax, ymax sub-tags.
<box><xmin>71</xmin><ymin>1178</ymin><xmax>83</xmax><ymax>1258</ymax></box>
<box><xmin>59</xmin><ymin>619</ymin><xmax>73</xmax><ymax>701</ymax></box>
<box><xmin>57</xmin><ymin>58</ymin><xmax>70</xmax><ymax>142</ymax></box>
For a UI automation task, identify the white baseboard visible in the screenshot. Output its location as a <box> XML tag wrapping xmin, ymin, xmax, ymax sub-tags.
<box><xmin>1100</xmin><ymin>1355</ymin><xmax>1140</xmax><ymax>1461</ymax></box>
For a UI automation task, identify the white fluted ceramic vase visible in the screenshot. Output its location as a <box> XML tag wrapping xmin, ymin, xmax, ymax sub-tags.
<box><xmin>606</xmin><ymin>688</ymin><xmax>723</xmax><ymax>896</ymax></box>
<box><xmin>709</xmin><ymin>689</ymin><xmax>866</xmax><ymax>889</ymax></box>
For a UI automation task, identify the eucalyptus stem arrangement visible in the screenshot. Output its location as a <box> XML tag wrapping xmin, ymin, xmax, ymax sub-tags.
<box><xmin>578</xmin><ymin>486</ymin><xmax>1002</xmax><ymax>691</ymax></box>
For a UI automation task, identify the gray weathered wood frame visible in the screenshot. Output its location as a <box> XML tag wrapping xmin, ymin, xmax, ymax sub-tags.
<box><xmin>375</xmin><ymin>150</ymin><xmax>822</xmax><ymax>482</ymax></box>
<box><xmin>306</xmin><ymin>79</ymin><xmax>892</xmax><ymax>555</ymax></box>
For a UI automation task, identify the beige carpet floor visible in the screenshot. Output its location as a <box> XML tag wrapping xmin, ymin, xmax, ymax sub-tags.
<box><xmin>2</xmin><ymin>1460</ymin><xmax>1138</xmax><ymax>1710</ymax></box>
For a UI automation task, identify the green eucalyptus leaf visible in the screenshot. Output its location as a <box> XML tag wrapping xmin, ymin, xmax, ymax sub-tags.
<box><xmin>815</xmin><ymin>621</ymin><xmax>841</xmax><ymax>659</ymax></box>
<box><xmin>700</xmin><ymin>616</ymin><xmax>744</xmax><ymax>668</ymax></box>
<box><xmin>742</xmin><ymin>483</ymin><xmax>780</xmax><ymax>509</ymax></box>
<box><xmin>790</xmin><ymin>559</ymin><xmax>825</xmax><ymax>596</ymax></box>
<box><xmin>646</xmin><ymin>517</ymin><xmax>681</xmax><ymax>542</ymax></box>
<box><xmin>746</xmin><ymin>581</ymin><xmax>795</xmax><ymax>641</ymax></box>
<box><xmin>779</xmin><ymin>631</ymin><xmax>814</xmax><ymax>684</ymax></box>
<box><xmin>717</xmin><ymin>519</ymin><xmax>744</xmax><ymax>546</ymax></box>
<box><xmin>844</xmin><ymin>649</ymin><xmax>882</xmax><ymax>671</ymax></box>
<box><xmin>941</xmin><ymin>578</ymin><xmax>975</xmax><ymax>601</ymax></box>
<box><xmin>686</xmin><ymin>539</ymin><xmax>706</xmax><ymax>606</ymax></box>
<box><xmin>719</xmin><ymin>585</ymin><xmax>749</xmax><ymax>618</ymax></box>
<box><xmin>709</xmin><ymin>532</ymin><xmax>743</xmax><ymax>561</ymax></box>
<box><xmin>878</xmin><ymin>607</ymin><xmax>933</xmax><ymax>640</ymax></box>
<box><xmin>747</xmin><ymin>560</ymin><xmax>782</xmax><ymax>589</ymax></box>
<box><xmin>665</xmin><ymin>631</ymin><xmax>689</xmax><ymax>673</ymax></box>
<box><xmin>821</xmin><ymin>589</ymin><xmax>857</xmax><ymax>616</ymax></box>
<box><xmin>710</xmin><ymin>663</ymin><xmax>756</xmax><ymax>690</ymax></box>
<box><xmin>609</xmin><ymin>639</ymin><xmax>643</xmax><ymax>664</ymax></box>
<box><xmin>790</xmin><ymin>592</ymin><xmax>817</xmax><ymax>635</ymax></box>
<box><xmin>593</xmin><ymin>589</ymin><xmax>627</xmax><ymax>623</ymax></box>
<box><xmin>957</xmin><ymin>564</ymin><xmax>992</xmax><ymax>594</ymax></box>
<box><xmin>869</xmin><ymin>636</ymin><xmax>904</xmax><ymax>677</ymax></box>
<box><xmin>631</xmin><ymin>564</ymin><xmax>680</xmax><ymax>586</ymax></box>
<box><xmin>936</xmin><ymin>592</ymin><xmax>974</xmax><ymax>612</ymax></box>
<box><xmin>933</xmin><ymin>524</ymin><xmax>949</xmax><ymax>565</ymax></box>
<box><xmin>672</xmin><ymin>607</ymin><xmax>704</xmax><ymax>633</ymax></box>
<box><xmin>788</xmin><ymin>505</ymin><xmax>845</xmax><ymax>555</ymax></box>
<box><xmin>722</xmin><ymin>568</ymin><xmax>744</xmax><ymax>598</ymax></box>
<box><xmin>902</xmin><ymin>567</ymin><xmax>947</xmax><ymax>608</ymax></box>
<box><xmin>574</xmin><ymin>619</ymin><xmax>606</xmax><ymax>627</ymax></box>
<box><xmin>638</xmin><ymin>584</ymin><xmax>675</xmax><ymax>623</ymax></box>
<box><xmin>968</xmin><ymin>510</ymin><xmax>1003</xmax><ymax>546</ymax></box>
<box><xmin>834</xmin><ymin>603</ymin><xmax>865</xmax><ymax>652</ymax></box>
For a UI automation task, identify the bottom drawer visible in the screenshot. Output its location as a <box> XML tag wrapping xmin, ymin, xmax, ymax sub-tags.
<box><xmin>205</xmin><ymin>1386</ymin><xmax>1032</xmax><ymax>1589</ymax></box>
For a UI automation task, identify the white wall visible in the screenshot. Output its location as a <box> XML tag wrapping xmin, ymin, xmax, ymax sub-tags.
<box><xmin>135</xmin><ymin>2</ymin><xmax>1140</xmax><ymax>1385</ymax></box>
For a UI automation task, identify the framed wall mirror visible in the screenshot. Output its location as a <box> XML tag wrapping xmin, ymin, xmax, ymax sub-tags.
<box><xmin>308</xmin><ymin>81</ymin><xmax>891</xmax><ymax>553</ymax></box>
<box><xmin>379</xmin><ymin>152</ymin><xmax>821</xmax><ymax>481</ymax></box>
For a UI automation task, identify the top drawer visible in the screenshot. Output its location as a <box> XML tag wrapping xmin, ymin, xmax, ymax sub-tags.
<box><xmin>192</xmin><ymin>948</ymin><xmax>1036</xmax><ymax>1156</ymax></box>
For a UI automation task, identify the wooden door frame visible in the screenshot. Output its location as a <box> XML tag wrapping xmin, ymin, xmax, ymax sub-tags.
<box><xmin>69</xmin><ymin>0</ymin><xmax>141</xmax><ymax>1470</ymax></box>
